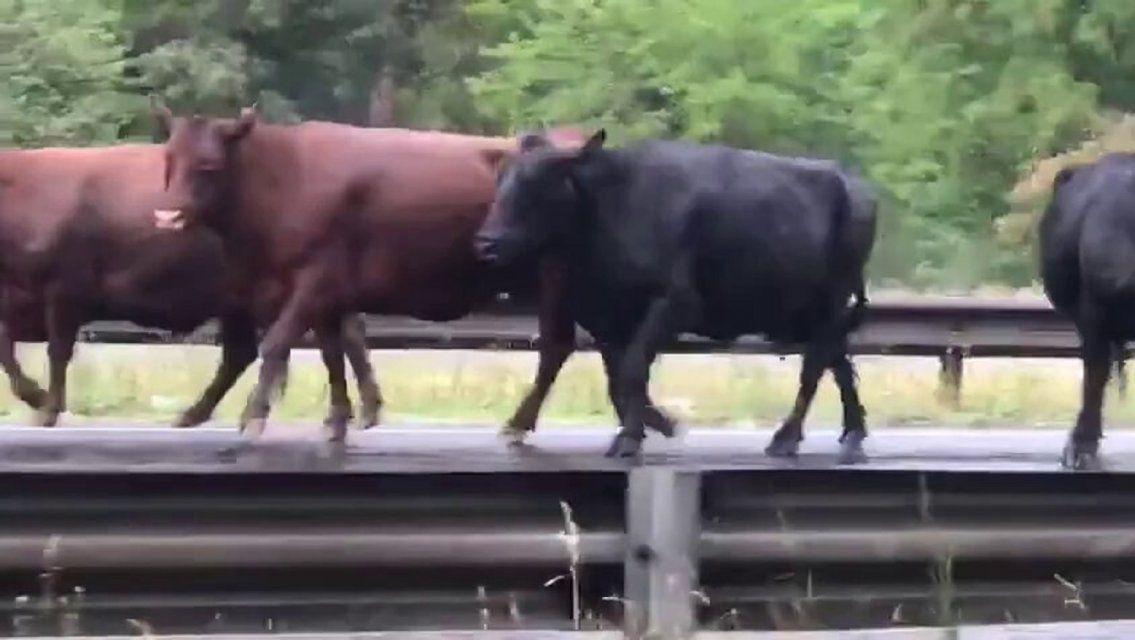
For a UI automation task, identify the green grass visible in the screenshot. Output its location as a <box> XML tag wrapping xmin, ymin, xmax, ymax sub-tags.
<box><xmin>1</xmin><ymin>344</ymin><xmax>1131</xmax><ymax>429</ymax></box>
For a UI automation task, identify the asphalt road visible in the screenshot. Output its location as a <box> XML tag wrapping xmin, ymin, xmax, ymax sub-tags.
<box><xmin>0</xmin><ymin>424</ymin><xmax>1128</xmax><ymax>475</ymax></box>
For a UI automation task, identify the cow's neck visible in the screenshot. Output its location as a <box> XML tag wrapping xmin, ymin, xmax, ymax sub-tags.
<box><xmin>214</xmin><ymin>126</ymin><xmax>293</xmax><ymax>269</ymax></box>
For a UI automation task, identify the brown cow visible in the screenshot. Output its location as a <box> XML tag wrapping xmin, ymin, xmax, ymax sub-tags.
<box><xmin>0</xmin><ymin>143</ymin><xmax>379</xmax><ymax>433</ymax></box>
<box><xmin>154</xmin><ymin>104</ymin><xmax>677</xmax><ymax>441</ymax></box>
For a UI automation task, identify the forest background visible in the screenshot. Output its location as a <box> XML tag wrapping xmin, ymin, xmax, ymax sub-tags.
<box><xmin>3</xmin><ymin>0</ymin><xmax>1135</xmax><ymax>289</ymax></box>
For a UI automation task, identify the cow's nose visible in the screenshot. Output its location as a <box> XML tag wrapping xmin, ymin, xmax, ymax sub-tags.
<box><xmin>474</xmin><ymin>236</ymin><xmax>499</xmax><ymax>264</ymax></box>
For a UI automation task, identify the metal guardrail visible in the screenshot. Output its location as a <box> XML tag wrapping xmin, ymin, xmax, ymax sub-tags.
<box><xmin>5</xmin><ymin>429</ymin><xmax>1135</xmax><ymax>638</ymax></box>
<box><xmin>72</xmin><ymin>296</ymin><xmax>1084</xmax><ymax>401</ymax></box>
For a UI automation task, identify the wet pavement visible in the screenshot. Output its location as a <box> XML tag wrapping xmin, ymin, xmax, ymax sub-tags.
<box><xmin>0</xmin><ymin>424</ymin><xmax>1128</xmax><ymax>475</ymax></box>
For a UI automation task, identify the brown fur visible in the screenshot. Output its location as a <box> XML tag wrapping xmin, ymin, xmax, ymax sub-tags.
<box><xmin>161</xmin><ymin>112</ymin><xmax>580</xmax><ymax>438</ymax></box>
<box><xmin>0</xmin><ymin>143</ymin><xmax>379</xmax><ymax>431</ymax></box>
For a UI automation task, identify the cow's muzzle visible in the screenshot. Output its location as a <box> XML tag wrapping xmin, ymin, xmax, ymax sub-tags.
<box><xmin>153</xmin><ymin>208</ymin><xmax>187</xmax><ymax>231</ymax></box>
<box><xmin>474</xmin><ymin>235</ymin><xmax>502</xmax><ymax>265</ymax></box>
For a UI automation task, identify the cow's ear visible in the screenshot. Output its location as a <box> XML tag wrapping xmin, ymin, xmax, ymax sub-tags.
<box><xmin>519</xmin><ymin>132</ymin><xmax>550</xmax><ymax>152</ymax></box>
<box><xmin>1053</xmin><ymin>166</ymin><xmax>1076</xmax><ymax>189</ymax></box>
<box><xmin>150</xmin><ymin>95</ymin><xmax>173</xmax><ymax>140</ymax></box>
<box><xmin>226</xmin><ymin>103</ymin><xmax>258</xmax><ymax>141</ymax></box>
<box><xmin>579</xmin><ymin>129</ymin><xmax>606</xmax><ymax>156</ymax></box>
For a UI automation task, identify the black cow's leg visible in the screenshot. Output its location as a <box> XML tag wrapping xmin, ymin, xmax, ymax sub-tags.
<box><xmin>830</xmin><ymin>353</ymin><xmax>868</xmax><ymax>464</ymax></box>
<box><xmin>600</xmin><ymin>343</ymin><xmax>630</xmax><ymax>422</ymax></box>
<box><xmin>239</xmin><ymin>288</ymin><xmax>316</xmax><ymax>439</ymax></box>
<box><xmin>766</xmin><ymin>342</ymin><xmax>829</xmax><ymax>458</ymax></box>
<box><xmin>1066</xmin><ymin>321</ymin><xmax>1109</xmax><ymax>470</ymax></box>
<box><xmin>503</xmin><ymin>263</ymin><xmax>575</xmax><ymax>443</ymax></box>
<box><xmin>0</xmin><ymin>322</ymin><xmax>45</xmax><ymax>410</ymax></box>
<box><xmin>175</xmin><ymin>312</ymin><xmax>258</xmax><ymax>427</ymax></box>
<box><xmin>607</xmin><ymin>298</ymin><xmax>684</xmax><ymax>458</ymax></box>
<box><xmin>39</xmin><ymin>296</ymin><xmax>81</xmax><ymax>427</ymax></box>
<box><xmin>315</xmin><ymin>317</ymin><xmax>352</xmax><ymax>443</ymax></box>
<box><xmin>601</xmin><ymin>343</ymin><xmax>676</xmax><ymax>438</ymax></box>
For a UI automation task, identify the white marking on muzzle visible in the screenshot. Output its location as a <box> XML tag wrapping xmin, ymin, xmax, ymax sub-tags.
<box><xmin>153</xmin><ymin>209</ymin><xmax>186</xmax><ymax>230</ymax></box>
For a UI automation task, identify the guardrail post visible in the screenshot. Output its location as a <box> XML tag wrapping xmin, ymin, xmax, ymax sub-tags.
<box><xmin>938</xmin><ymin>347</ymin><xmax>964</xmax><ymax>407</ymax></box>
<box><xmin>625</xmin><ymin>467</ymin><xmax>701</xmax><ymax>639</ymax></box>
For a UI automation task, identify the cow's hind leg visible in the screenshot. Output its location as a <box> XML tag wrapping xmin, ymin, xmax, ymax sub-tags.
<box><xmin>0</xmin><ymin>322</ymin><xmax>45</xmax><ymax>409</ymax></box>
<box><xmin>38</xmin><ymin>298</ymin><xmax>81</xmax><ymax>427</ymax></box>
<box><xmin>831</xmin><ymin>353</ymin><xmax>868</xmax><ymax>464</ymax></box>
<box><xmin>315</xmin><ymin>317</ymin><xmax>352</xmax><ymax>443</ymax></box>
<box><xmin>175</xmin><ymin>312</ymin><xmax>258</xmax><ymax>427</ymax></box>
<box><xmin>1065</xmin><ymin>316</ymin><xmax>1110</xmax><ymax>470</ymax></box>
<box><xmin>765</xmin><ymin>342</ymin><xmax>828</xmax><ymax>458</ymax></box>
<box><xmin>342</xmin><ymin>315</ymin><xmax>381</xmax><ymax>429</ymax></box>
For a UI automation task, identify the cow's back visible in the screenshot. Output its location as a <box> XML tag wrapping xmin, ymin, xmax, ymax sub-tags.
<box><xmin>1071</xmin><ymin>156</ymin><xmax>1135</xmax><ymax>305</ymax></box>
<box><xmin>575</xmin><ymin>141</ymin><xmax>861</xmax><ymax>341</ymax></box>
<box><xmin>233</xmin><ymin>123</ymin><xmax>516</xmax><ymax>318</ymax></box>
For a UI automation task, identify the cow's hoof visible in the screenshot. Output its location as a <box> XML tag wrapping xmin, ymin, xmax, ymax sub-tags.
<box><xmin>322</xmin><ymin>421</ymin><xmax>348</xmax><ymax>443</ymax></box>
<box><xmin>605</xmin><ymin>433</ymin><xmax>643</xmax><ymax>458</ymax></box>
<box><xmin>173</xmin><ymin>408</ymin><xmax>210</xmax><ymax>428</ymax></box>
<box><xmin>837</xmin><ymin>431</ymin><xmax>868</xmax><ymax>465</ymax></box>
<box><xmin>358</xmin><ymin>388</ymin><xmax>382</xmax><ymax>430</ymax></box>
<box><xmin>764</xmin><ymin>434</ymin><xmax>801</xmax><ymax>458</ymax></box>
<box><xmin>645</xmin><ymin>406</ymin><xmax>677</xmax><ymax>438</ymax></box>
<box><xmin>1062</xmin><ymin>439</ymin><xmax>1101</xmax><ymax>471</ymax></box>
<box><xmin>34</xmin><ymin>409</ymin><xmax>60</xmax><ymax>428</ymax></box>
<box><xmin>240</xmin><ymin>417</ymin><xmax>267</xmax><ymax>439</ymax></box>
<box><xmin>499</xmin><ymin>426</ymin><xmax>531</xmax><ymax>447</ymax></box>
<box><xmin>358</xmin><ymin>404</ymin><xmax>381</xmax><ymax>430</ymax></box>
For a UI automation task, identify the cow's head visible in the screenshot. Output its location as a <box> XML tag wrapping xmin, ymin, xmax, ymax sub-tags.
<box><xmin>151</xmin><ymin>97</ymin><xmax>257</xmax><ymax>230</ymax></box>
<box><xmin>475</xmin><ymin>129</ymin><xmax>606</xmax><ymax>268</ymax></box>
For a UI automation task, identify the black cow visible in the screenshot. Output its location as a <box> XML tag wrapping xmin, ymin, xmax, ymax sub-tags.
<box><xmin>1040</xmin><ymin>153</ymin><xmax>1135</xmax><ymax>470</ymax></box>
<box><xmin>476</xmin><ymin>131</ymin><xmax>878</xmax><ymax>460</ymax></box>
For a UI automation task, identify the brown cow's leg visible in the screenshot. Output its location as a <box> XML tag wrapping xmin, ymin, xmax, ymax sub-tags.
<box><xmin>314</xmin><ymin>317</ymin><xmax>351</xmax><ymax>443</ymax></box>
<box><xmin>342</xmin><ymin>314</ymin><xmax>381</xmax><ymax>429</ymax></box>
<box><xmin>0</xmin><ymin>322</ymin><xmax>46</xmax><ymax>410</ymax></box>
<box><xmin>39</xmin><ymin>298</ymin><xmax>81</xmax><ymax>427</ymax></box>
<box><xmin>174</xmin><ymin>312</ymin><xmax>259</xmax><ymax>428</ymax></box>
<box><xmin>239</xmin><ymin>289</ymin><xmax>316</xmax><ymax>439</ymax></box>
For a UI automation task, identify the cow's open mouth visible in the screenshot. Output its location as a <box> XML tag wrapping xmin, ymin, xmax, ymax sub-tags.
<box><xmin>153</xmin><ymin>209</ymin><xmax>186</xmax><ymax>230</ymax></box>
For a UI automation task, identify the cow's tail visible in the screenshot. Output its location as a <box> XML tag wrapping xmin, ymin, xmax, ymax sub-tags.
<box><xmin>1115</xmin><ymin>341</ymin><xmax>1128</xmax><ymax>397</ymax></box>
<box><xmin>827</xmin><ymin>171</ymin><xmax>868</xmax><ymax>335</ymax></box>
<box><xmin>844</xmin><ymin>280</ymin><xmax>869</xmax><ymax>334</ymax></box>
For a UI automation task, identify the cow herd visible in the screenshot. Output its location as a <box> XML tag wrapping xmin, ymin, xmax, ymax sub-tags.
<box><xmin>0</xmin><ymin>100</ymin><xmax>1130</xmax><ymax>470</ymax></box>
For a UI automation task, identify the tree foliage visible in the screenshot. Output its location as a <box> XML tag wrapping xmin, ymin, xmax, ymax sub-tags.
<box><xmin>3</xmin><ymin>0</ymin><xmax>1135</xmax><ymax>287</ymax></box>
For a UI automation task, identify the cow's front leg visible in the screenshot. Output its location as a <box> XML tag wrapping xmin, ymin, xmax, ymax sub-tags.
<box><xmin>607</xmin><ymin>258</ymin><xmax>698</xmax><ymax>458</ymax></box>
<box><xmin>239</xmin><ymin>283</ymin><xmax>320</xmax><ymax>439</ymax></box>
<box><xmin>606</xmin><ymin>299</ymin><xmax>680</xmax><ymax>458</ymax></box>
<box><xmin>39</xmin><ymin>295</ymin><xmax>81</xmax><ymax>427</ymax></box>
<box><xmin>601</xmin><ymin>343</ymin><xmax>676</xmax><ymax>438</ymax></box>
<box><xmin>504</xmin><ymin>258</ymin><xmax>574</xmax><ymax>444</ymax></box>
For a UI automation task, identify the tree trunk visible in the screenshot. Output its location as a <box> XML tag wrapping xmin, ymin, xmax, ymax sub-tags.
<box><xmin>368</xmin><ymin>70</ymin><xmax>396</xmax><ymax>127</ymax></box>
